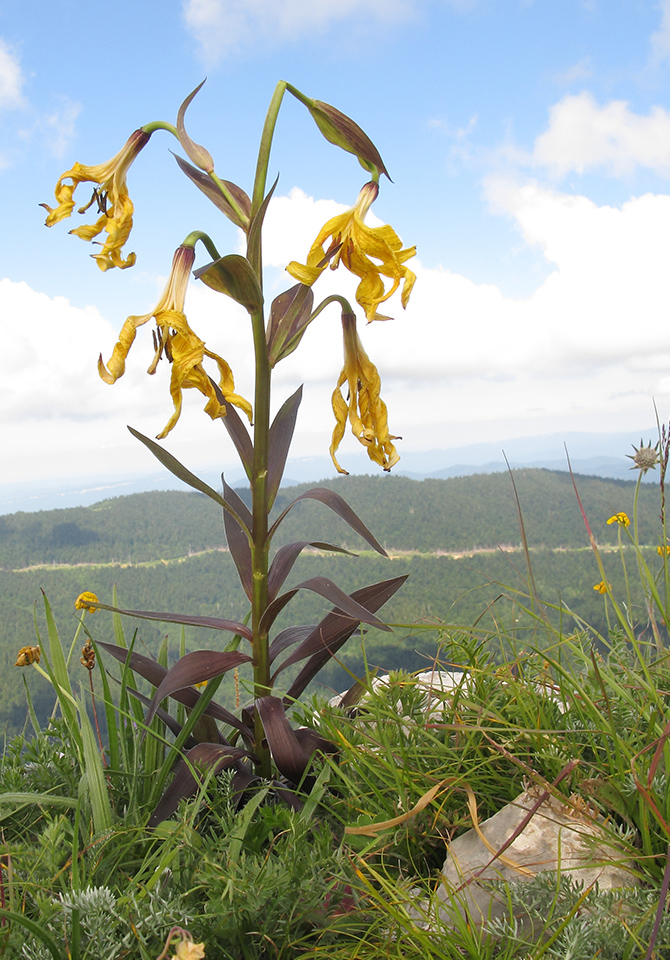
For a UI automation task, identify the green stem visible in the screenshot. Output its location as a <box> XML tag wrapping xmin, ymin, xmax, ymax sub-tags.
<box><xmin>244</xmin><ymin>84</ymin><xmax>292</xmax><ymax>777</ymax></box>
<box><xmin>183</xmin><ymin>230</ymin><xmax>221</xmax><ymax>262</ymax></box>
<box><xmin>251</xmin><ymin>82</ymin><xmax>287</xmax><ymax>217</ymax></box>
<box><xmin>141</xmin><ymin>120</ymin><xmax>179</xmax><ymax>137</ymax></box>
<box><xmin>210</xmin><ymin>172</ymin><xmax>250</xmax><ymax>230</ymax></box>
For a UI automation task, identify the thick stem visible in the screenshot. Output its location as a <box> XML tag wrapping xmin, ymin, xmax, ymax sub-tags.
<box><xmin>245</xmin><ymin>86</ymin><xmax>290</xmax><ymax>776</ymax></box>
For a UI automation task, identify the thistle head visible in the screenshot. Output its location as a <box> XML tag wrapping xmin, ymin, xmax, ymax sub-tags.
<box><xmin>627</xmin><ymin>439</ymin><xmax>660</xmax><ymax>475</ymax></box>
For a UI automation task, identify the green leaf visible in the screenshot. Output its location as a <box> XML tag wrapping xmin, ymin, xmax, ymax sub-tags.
<box><xmin>78</xmin><ymin>691</ymin><xmax>114</xmax><ymax>833</ymax></box>
<box><xmin>0</xmin><ymin>909</ymin><xmax>64</xmax><ymax>960</ymax></box>
<box><xmin>194</xmin><ymin>253</ymin><xmax>263</xmax><ymax>313</ymax></box>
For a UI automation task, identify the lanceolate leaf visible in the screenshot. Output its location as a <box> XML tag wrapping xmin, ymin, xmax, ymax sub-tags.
<box><xmin>143</xmin><ymin>649</ymin><xmax>253</xmax><ymax>729</ymax></box>
<box><xmin>261</xmin><ymin>575</ymin><xmax>391</xmax><ymax>635</ymax></box>
<box><xmin>247</xmin><ymin>175</ymin><xmax>278</xmax><ymax>274</ymax></box>
<box><xmin>149</xmin><ymin>743</ymin><xmax>249</xmax><ymax>826</ymax></box>
<box><xmin>256</xmin><ymin>696</ymin><xmax>311</xmax><ymax>785</ymax></box>
<box><xmin>173</xmin><ymin>153</ymin><xmax>251</xmax><ymax>229</ymax></box>
<box><xmin>279</xmin><ymin>575</ymin><xmax>408</xmax><ymax>697</ymax></box>
<box><xmin>267</xmin><ymin>386</ymin><xmax>302</xmax><ymax>508</ymax></box>
<box><xmin>222</xmin><ymin>476</ymin><xmax>253</xmax><ymax>599</ymax></box>
<box><xmin>90</xmin><ymin>603</ymin><xmax>253</xmax><ymax>642</ymax></box>
<box><xmin>267</xmin><ymin>540</ymin><xmax>357</xmax><ymax>602</ymax></box>
<box><xmin>295</xmin><ymin>577</ymin><xmax>391</xmax><ymax>630</ymax></box>
<box><xmin>267</xmin><ymin>487</ymin><xmax>388</xmax><ymax>556</ymax></box>
<box><xmin>128</xmin><ymin>426</ymin><xmax>226</xmax><ymax>508</ymax></box>
<box><xmin>97</xmin><ymin>641</ymin><xmax>251</xmax><ymax>735</ymax></box>
<box><xmin>268</xmin><ymin>625</ymin><xmax>316</xmax><ymax>664</ymax></box>
<box><xmin>209</xmin><ymin>382</ymin><xmax>253</xmax><ymax>478</ymax></box>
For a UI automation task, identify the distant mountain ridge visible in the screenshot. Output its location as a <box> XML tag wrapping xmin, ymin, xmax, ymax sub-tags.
<box><xmin>0</xmin><ymin>427</ymin><xmax>655</xmax><ymax>514</ymax></box>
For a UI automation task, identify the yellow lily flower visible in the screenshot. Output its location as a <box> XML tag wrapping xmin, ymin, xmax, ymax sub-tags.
<box><xmin>41</xmin><ymin>129</ymin><xmax>150</xmax><ymax>272</ymax></box>
<box><xmin>98</xmin><ymin>245</ymin><xmax>252</xmax><ymax>438</ymax></box>
<box><xmin>330</xmin><ymin>312</ymin><xmax>399</xmax><ymax>474</ymax></box>
<box><xmin>286</xmin><ymin>181</ymin><xmax>416</xmax><ymax>322</ymax></box>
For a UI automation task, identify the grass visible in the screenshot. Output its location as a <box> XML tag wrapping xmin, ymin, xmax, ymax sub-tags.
<box><xmin>4</xmin><ymin>456</ymin><xmax>670</xmax><ymax>958</ymax></box>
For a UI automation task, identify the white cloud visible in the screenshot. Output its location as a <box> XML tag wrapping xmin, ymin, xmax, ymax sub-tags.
<box><xmin>0</xmin><ymin>38</ymin><xmax>23</xmax><ymax>110</ymax></box>
<box><xmin>183</xmin><ymin>0</ymin><xmax>414</xmax><ymax>60</ymax></box>
<box><xmin>530</xmin><ymin>92</ymin><xmax>670</xmax><ymax>177</ymax></box>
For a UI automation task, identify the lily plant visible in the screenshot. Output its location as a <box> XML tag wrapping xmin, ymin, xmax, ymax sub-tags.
<box><xmin>43</xmin><ymin>80</ymin><xmax>416</xmax><ymax>822</ymax></box>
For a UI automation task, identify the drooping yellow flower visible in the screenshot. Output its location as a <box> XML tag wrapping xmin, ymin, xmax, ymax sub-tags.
<box><xmin>593</xmin><ymin>581</ymin><xmax>609</xmax><ymax>595</ymax></box>
<box><xmin>286</xmin><ymin>181</ymin><xmax>416</xmax><ymax>322</ymax></box>
<box><xmin>41</xmin><ymin>129</ymin><xmax>150</xmax><ymax>272</ymax></box>
<box><xmin>173</xmin><ymin>937</ymin><xmax>205</xmax><ymax>960</ymax></box>
<box><xmin>98</xmin><ymin>246</ymin><xmax>252</xmax><ymax>438</ymax></box>
<box><xmin>330</xmin><ymin>312</ymin><xmax>399</xmax><ymax>474</ymax></box>
<box><xmin>15</xmin><ymin>646</ymin><xmax>40</xmax><ymax>667</ymax></box>
<box><xmin>75</xmin><ymin>591</ymin><xmax>100</xmax><ymax>613</ymax></box>
<box><xmin>658</xmin><ymin>545</ymin><xmax>670</xmax><ymax>556</ymax></box>
<box><xmin>607</xmin><ymin>512</ymin><xmax>630</xmax><ymax>527</ymax></box>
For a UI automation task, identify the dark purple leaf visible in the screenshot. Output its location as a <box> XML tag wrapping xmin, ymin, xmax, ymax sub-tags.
<box><xmin>149</xmin><ymin>743</ymin><xmax>249</xmax><ymax>826</ymax></box>
<box><xmin>267</xmin><ymin>487</ymin><xmax>388</xmax><ymax>557</ymax></box>
<box><xmin>256</xmin><ymin>696</ymin><xmax>310</xmax><ymax>785</ymax></box>
<box><xmin>294</xmin><ymin>726</ymin><xmax>339</xmax><ymax>761</ymax></box>
<box><xmin>143</xmin><ymin>649</ymin><xmax>253</xmax><ymax>729</ymax></box>
<box><xmin>222</xmin><ymin>476</ymin><xmax>253</xmax><ymax>600</ymax></box>
<box><xmin>268</xmin><ymin>541</ymin><xmax>357</xmax><ymax>602</ymax></box>
<box><xmin>272</xmin><ymin>782</ymin><xmax>304</xmax><ymax>811</ymax></box>
<box><xmin>91</xmin><ymin>603</ymin><xmax>253</xmax><ymax>642</ymax></box>
<box><xmin>97</xmin><ymin>641</ymin><xmax>252</xmax><ymax>736</ymax></box>
<box><xmin>281</xmin><ymin>575</ymin><xmax>408</xmax><ymax>699</ymax></box>
<box><xmin>266</xmin><ymin>284</ymin><xmax>315</xmax><ymax>367</ymax></box>
<box><xmin>173</xmin><ymin>154</ymin><xmax>251</xmax><ymax>230</ymax></box>
<box><xmin>267</xmin><ymin>386</ymin><xmax>303</xmax><ymax>508</ymax></box>
<box><xmin>127</xmin><ymin>686</ymin><xmax>200</xmax><ymax>748</ymax></box>
<box><xmin>268</xmin><ymin>625</ymin><xmax>316</xmax><ymax>664</ymax></box>
<box><xmin>258</xmin><ymin>589</ymin><xmax>299</xmax><ymax>635</ymax></box>
<box><xmin>294</xmin><ymin>577</ymin><xmax>391</xmax><ymax>631</ymax></box>
<box><xmin>128</xmin><ymin>426</ymin><xmax>226</xmax><ymax>508</ymax></box>
<box><xmin>208</xmin><ymin>380</ymin><xmax>253</xmax><ymax>479</ymax></box>
<box><xmin>247</xmin><ymin>176</ymin><xmax>278</xmax><ymax>274</ymax></box>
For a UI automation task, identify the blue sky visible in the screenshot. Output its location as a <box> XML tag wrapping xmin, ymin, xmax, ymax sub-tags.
<box><xmin>2</xmin><ymin>0</ymin><xmax>670</xmax><ymax>491</ymax></box>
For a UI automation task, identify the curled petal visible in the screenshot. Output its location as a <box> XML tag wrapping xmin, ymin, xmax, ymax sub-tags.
<box><xmin>286</xmin><ymin>181</ymin><xmax>415</xmax><ymax>322</ymax></box>
<box><xmin>42</xmin><ymin>130</ymin><xmax>150</xmax><ymax>271</ymax></box>
<box><xmin>330</xmin><ymin>312</ymin><xmax>399</xmax><ymax>474</ymax></box>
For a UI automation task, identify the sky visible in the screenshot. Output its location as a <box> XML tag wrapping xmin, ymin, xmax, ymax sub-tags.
<box><xmin>2</xmin><ymin>0</ymin><xmax>670</xmax><ymax>497</ymax></box>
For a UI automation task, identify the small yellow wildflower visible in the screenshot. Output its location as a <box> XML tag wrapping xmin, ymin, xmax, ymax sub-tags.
<box><xmin>75</xmin><ymin>591</ymin><xmax>99</xmax><ymax>613</ymax></box>
<box><xmin>658</xmin><ymin>545</ymin><xmax>670</xmax><ymax>556</ymax></box>
<box><xmin>606</xmin><ymin>512</ymin><xmax>630</xmax><ymax>527</ymax></box>
<box><xmin>98</xmin><ymin>245</ymin><xmax>252</xmax><ymax>438</ymax></box>
<box><xmin>15</xmin><ymin>646</ymin><xmax>40</xmax><ymax>667</ymax></box>
<box><xmin>286</xmin><ymin>180</ymin><xmax>416</xmax><ymax>322</ymax></box>
<box><xmin>593</xmin><ymin>581</ymin><xmax>609</xmax><ymax>594</ymax></box>
<box><xmin>42</xmin><ymin>129</ymin><xmax>150</xmax><ymax>271</ymax></box>
<box><xmin>330</xmin><ymin>312</ymin><xmax>399</xmax><ymax>474</ymax></box>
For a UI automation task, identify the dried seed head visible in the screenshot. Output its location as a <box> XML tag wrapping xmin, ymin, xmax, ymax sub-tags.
<box><xmin>627</xmin><ymin>439</ymin><xmax>660</xmax><ymax>475</ymax></box>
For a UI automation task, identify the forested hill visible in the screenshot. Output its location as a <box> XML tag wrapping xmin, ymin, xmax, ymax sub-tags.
<box><xmin>0</xmin><ymin>468</ymin><xmax>661</xmax><ymax>570</ymax></box>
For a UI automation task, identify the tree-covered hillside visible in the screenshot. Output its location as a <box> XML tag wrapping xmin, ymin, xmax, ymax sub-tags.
<box><xmin>0</xmin><ymin>469</ymin><xmax>660</xmax><ymax>570</ymax></box>
<box><xmin>0</xmin><ymin>469</ymin><xmax>662</xmax><ymax>737</ymax></box>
